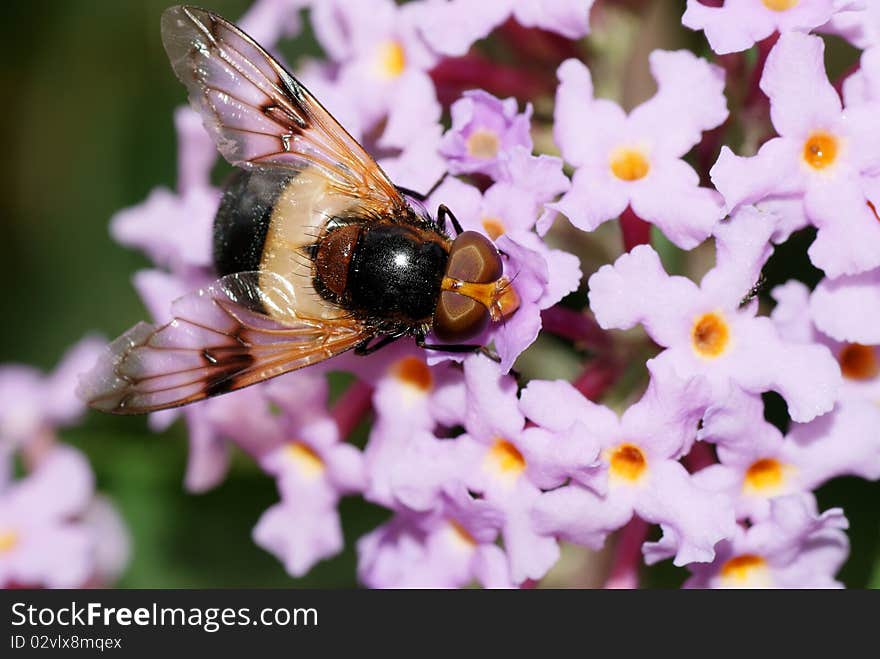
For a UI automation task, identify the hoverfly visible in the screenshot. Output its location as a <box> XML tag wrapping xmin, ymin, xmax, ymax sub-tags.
<box><xmin>80</xmin><ymin>5</ymin><xmax>520</xmax><ymax>414</ymax></box>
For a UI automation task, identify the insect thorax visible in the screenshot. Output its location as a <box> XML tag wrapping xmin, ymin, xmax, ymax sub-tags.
<box><xmin>315</xmin><ymin>221</ymin><xmax>449</xmax><ymax>327</ymax></box>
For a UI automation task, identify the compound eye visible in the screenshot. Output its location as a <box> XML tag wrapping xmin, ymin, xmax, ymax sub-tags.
<box><xmin>445</xmin><ymin>231</ymin><xmax>502</xmax><ymax>284</ymax></box>
<box><xmin>433</xmin><ymin>291</ymin><xmax>490</xmax><ymax>342</ymax></box>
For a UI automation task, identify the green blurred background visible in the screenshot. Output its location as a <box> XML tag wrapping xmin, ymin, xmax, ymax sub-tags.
<box><xmin>1</xmin><ymin>1</ymin><xmax>877</xmax><ymax>588</ymax></box>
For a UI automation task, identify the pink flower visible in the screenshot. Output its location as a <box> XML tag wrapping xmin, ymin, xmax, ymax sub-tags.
<box><xmin>424</xmin><ymin>167</ymin><xmax>581</xmax><ymax>371</ymax></box>
<box><xmin>683</xmin><ymin>495</ymin><xmax>848</xmax><ymax>588</ymax></box>
<box><xmin>820</xmin><ymin>1</ymin><xmax>878</xmax><ymax>49</ymax></box>
<box><xmin>588</xmin><ymin>207</ymin><xmax>841</xmax><ymax>422</ymax></box>
<box><xmin>238</xmin><ymin>0</ymin><xmax>306</xmax><ymax>47</ymax></box>
<box><xmin>1</xmin><ymin>336</ymin><xmax>105</xmax><ymax>456</ymax></box>
<box><xmin>695</xmin><ymin>388</ymin><xmax>880</xmax><ymax>520</ymax></box>
<box><xmin>772</xmin><ymin>280</ymin><xmax>880</xmax><ymax>401</ymax></box>
<box><xmin>386</xmin><ymin>356</ymin><xmax>595</xmax><ymax>583</ymax></box>
<box><xmin>809</xmin><ymin>268</ymin><xmax>880</xmax><ymax>345</ymax></box>
<box><xmin>0</xmin><ymin>447</ymin><xmax>95</xmax><ymax>588</ymax></box>
<box><xmin>683</xmin><ymin>0</ymin><xmax>841</xmax><ymax>55</ymax></box>
<box><xmin>357</xmin><ymin>491</ymin><xmax>513</xmax><ymax>588</ymax></box>
<box><xmin>550</xmin><ymin>52</ymin><xmax>727</xmax><ymax>249</ymax></box>
<box><xmin>251</xmin><ymin>376</ymin><xmax>366</xmax><ymax>577</ymax></box>
<box><xmin>110</xmin><ymin>108</ymin><xmax>219</xmax><ymax>276</ymax></box>
<box><xmin>527</xmin><ymin>362</ymin><xmax>735</xmax><ymax>567</ymax></box>
<box><xmin>413</xmin><ymin>0</ymin><xmax>595</xmax><ymax>57</ymax></box>
<box><xmin>711</xmin><ymin>33</ymin><xmax>880</xmax><ymax>277</ymax></box>
<box><xmin>312</xmin><ymin>0</ymin><xmax>437</xmax><ymax>128</ymax></box>
<box><xmin>439</xmin><ymin>90</ymin><xmax>534</xmax><ymax>180</ymax></box>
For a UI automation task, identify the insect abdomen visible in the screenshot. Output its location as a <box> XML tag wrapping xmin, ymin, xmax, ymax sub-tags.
<box><xmin>212</xmin><ymin>168</ymin><xmax>293</xmax><ymax>276</ymax></box>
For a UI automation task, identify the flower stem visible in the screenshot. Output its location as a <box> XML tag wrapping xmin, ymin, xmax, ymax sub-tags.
<box><xmin>743</xmin><ymin>33</ymin><xmax>779</xmax><ymax>110</ymax></box>
<box><xmin>619</xmin><ymin>206</ymin><xmax>651</xmax><ymax>252</ymax></box>
<box><xmin>497</xmin><ymin>18</ymin><xmax>583</xmax><ymax>67</ymax></box>
<box><xmin>604</xmin><ymin>517</ymin><xmax>650</xmax><ymax>589</ymax></box>
<box><xmin>541</xmin><ymin>305</ymin><xmax>610</xmax><ymax>351</ymax></box>
<box><xmin>332</xmin><ymin>379</ymin><xmax>374</xmax><ymax>440</ymax></box>
<box><xmin>430</xmin><ymin>54</ymin><xmax>552</xmax><ymax>107</ymax></box>
<box><xmin>683</xmin><ymin>441</ymin><xmax>716</xmax><ymax>473</ymax></box>
<box><xmin>573</xmin><ymin>357</ymin><xmax>619</xmax><ymax>402</ymax></box>
<box><xmin>21</xmin><ymin>428</ymin><xmax>56</xmax><ymax>472</ymax></box>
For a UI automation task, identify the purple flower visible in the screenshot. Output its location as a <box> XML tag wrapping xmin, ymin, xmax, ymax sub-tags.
<box><xmin>357</xmin><ymin>490</ymin><xmax>513</xmax><ymax>588</ymax></box>
<box><xmin>550</xmin><ymin>52</ymin><xmax>727</xmax><ymax>249</ymax></box>
<box><xmin>1</xmin><ymin>337</ymin><xmax>105</xmax><ymax>457</ymax></box>
<box><xmin>772</xmin><ymin>280</ymin><xmax>880</xmax><ymax>400</ymax></box>
<box><xmin>842</xmin><ymin>45</ymin><xmax>880</xmax><ymax>107</ymax></box>
<box><xmin>344</xmin><ymin>347</ymin><xmax>466</xmax><ymax>506</ymax></box>
<box><xmin>695</xmin><ymin>388</ymin><xmax>880</xmax><ymax>520</ymax></box>
<box><xmin>683</xmin><ymin>495</ymin><xmax>848</xmax><ymax>588</ymax></box>
<box><xmin>81</xmin><ymin>496</ymin><xmax>131</xmax><ymax>586</ymax></box>
<box><xmin>78</xmin><ymin>0</ymin><xmax>880</xmax><ymax>589</ymax></box>
<box><xmin>711</xmin><ymin>32</ymin><xmax>880</xmax><ymax>277</ymax></box>
<box><xmin>682</xmin><ymin>0</ymin><xmax>841</xmax><ymax>55</ymax></box>
<box><xmin>527</xmin><ymin>362</ymin><xmax>735</xmax><ymax>567</ymax></box>
<box><xmin>373</xmin><ymin>74</ymin><xmax>447</xmax><ymax>193</ymax></box>
<box><xmin>439</xmin><ymin>90</ymin><xmax>533</xmax><ymax>180</ymax></box>
<box><xmin>414</xmin><ymin>0</ymin><xmax>595</xmax><ymax>57</ymax></box>
<box><xmin>237</xmin><ymin>0</ymin><xmax>306</xmax><ymax>48</ymax></box>
<box><xmin>588</xmin><ymin>207</ymin><xmax>841</xmax><ymax>422</ymax></box>
<box><xmin>820</xmin><ymin>1</ymin><xmax>877</xmax><ymax>49</ymax></box>
<box><xmin>0</xmin><ymin>447</ymin><xmax>95</xmax><ymax>588</ymax></box>
<box><xmin>809</xmin><ymin>268</ymin><xmax>880</xmax><ymax>345</ymax></box>
<box><xmin>294</xmin><ymin>29</ymin><xmax>447</xmax><ymax>193</ymax></box>
<box><xmin>110</xmin><ymin>108</ymin><xmax>220</xmax><ymax>276</ymax></box>
<box><xmin>430</xmin><ymin>147</ymin><xmax>570</xmax><ymax>238</ymax></box>
<box><xmin>312</xmin><ymin>0</ymin><xmax>437</xmax><ymax>129</ymax></box>
<box><xmin>251</xmin><ymin>376</ymin><xmax>366</xmax><ymax>577</ymax></box>
<box><xmin>386</xmin><ymin>356</ymin><xmax>597</xmax><ymax>583</ymax></box>
<box><xmin>424</xmin><ymin>170</ymin><xmax>581</xmax><ymax>371</ymax></box>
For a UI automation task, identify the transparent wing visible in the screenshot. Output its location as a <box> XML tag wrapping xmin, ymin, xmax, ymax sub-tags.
<box><xmin>161</xmin><ymin>4</ymin><xmax>408</xmax><ymax>215</ymax></box>
<box><xmin>78</xmin><ymin>272</ymin><xmax>368</xmax><ymax>414</ymax></box>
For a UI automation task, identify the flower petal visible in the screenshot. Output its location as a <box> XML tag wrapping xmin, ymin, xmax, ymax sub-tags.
<box><xmin>761</xmin><ymin>32</ymin><xmax>842</xmax><ymax>137</ymax></box>
<box><xmin>588</xmin><ymin>245</ymin><xmax>699</xmax><ymax>346</ymax></box>
<box><xmin>810</xmin><ymin>267</ymin><xmax>880</xmax><ymax>343</ymax></box>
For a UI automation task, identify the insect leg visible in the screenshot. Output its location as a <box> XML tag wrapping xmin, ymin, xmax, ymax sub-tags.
<box><xmin>354</xmin><ymin>334</ymin><xmax>401</xmax><ymax>356</ymax></box>
<box><xmin>415</xmin><ymin>334</ymin><xmax>500</xmax><ymax>362</ymax></box>
<box><xmin>395</xmin><ymin>173</ymin><xmax>448</xmax><ymax>202</ymax></box>
<box><xmin>437</xmin><ymin>204</ymin><xmax>465</xmax><ymax>236</ymax></box>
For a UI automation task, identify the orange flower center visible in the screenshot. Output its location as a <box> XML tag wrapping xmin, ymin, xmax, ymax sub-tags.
<box><xmin>691</xmin><ymin>312</ymin><xmax>730</xmax><ymax>358</ymax></box>
<box><xmin>0</xmin><ymin>529</ymin><xmax>17</xmax><ymax>553</ymax></box>
<box><xmin>486</xmin><ymin>439</ymin><xmax>526</xmax><ymax>477</ymax></box>
<box><xmin>720</xmin><ymin>554</ymin><xmax>769</xmax><ymax>586</ymax></box>
<box><xmin>802</xmin><ymin>132</ymin><xmax>838</xmax><ymax>170</ymax></box>
<box><xmin>609</xmin><ymin>147</ymin><xmax>650</xmax><ymax>181</ymax></box>
<box><xmin>283</xmin><ymin>442</ymin><xmax>325</xmax><ymax>478</ymax></box>
<box><xmin>394</xmin><ymin>356</ymin><xmax>433</xmax><ymax>392</ymax></box>
<box><xmin>838</xmin><ymin>344</ymin><xmax>879</xmax><ymax>381</ymax></box>
<box><xmin>447</xmin><ymin>519</ymin><xmax>477</xmax><ymax>549</ymax></box>
<box><xmin>762</xmin><ymin>0</ymin><xmax>799</xmax><ymax>10</ymax></box>
<box><xmin>466</xmin><ymin>130</ymin><xmax>501</xmax><ymax>159</ymax></box>
<box><xmin>376</xmin><ymin>40</ymin><xmax>406</xmax><ymax>79</ymax></box>
<box><xmin>481</xmin><ymin>217</ymin><xmax>505</xmax><ymax>240</ymax></box>
<box><xmin>608</xmin><ymin>443</ymin><xmax>647</xmax><ymax>482</ymax></box>
<box><xmin>743</xmin><ymin>458</ymin><xmax>785</xmax><ymax>495</ymax></box>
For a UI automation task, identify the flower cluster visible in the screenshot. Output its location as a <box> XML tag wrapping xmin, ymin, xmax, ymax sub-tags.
<box><xmin>16</xmin><ymin>0</ymin><xmax>880</xmax><ymax>589</ymax></box>
<box><xmin>0</xmin><ymin>339</ymin><xmax>130</xmax><ymax>587</ymax></box>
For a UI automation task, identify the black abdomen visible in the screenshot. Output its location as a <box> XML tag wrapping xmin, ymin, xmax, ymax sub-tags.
<box><xmin>347</xmin><ymin>224</ymin><xmax>448</xmax><ymax>322</ymax></box>
<box><xmin>213</xmin><ymin>168</ymin><xmax>293</xmax><ymax>276</ymax></box>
